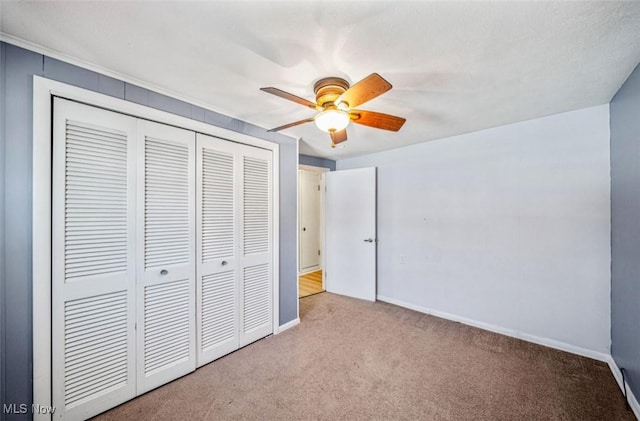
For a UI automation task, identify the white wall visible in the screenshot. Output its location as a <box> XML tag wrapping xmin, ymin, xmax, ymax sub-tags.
<box><xmin>338</xmin><ymin>105</ymin><xmax>611</xmax><ymax>356</ymax></box>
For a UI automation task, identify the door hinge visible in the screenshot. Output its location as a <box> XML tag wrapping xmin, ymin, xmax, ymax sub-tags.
<box><xmin>318</xmin><ymin>185</ymin><xmax>320</xmax><ymax>191</ymax></box>
<box><xmin>318</xmin><ymin>249</ymin><xmax>321</xmax><ymax>256</ymax></box>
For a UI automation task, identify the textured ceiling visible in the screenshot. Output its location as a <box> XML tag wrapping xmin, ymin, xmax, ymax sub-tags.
<box><xmin>2</xmin><ymin>1</ymin><xmax>640</xmax><ymax>159</ymax></box>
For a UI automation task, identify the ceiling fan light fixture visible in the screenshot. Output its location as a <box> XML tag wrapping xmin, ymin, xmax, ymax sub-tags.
<box><xmin>314</xmin><ymin>109</ymin><xmax>350</xmax><ymax>132</ymax></box>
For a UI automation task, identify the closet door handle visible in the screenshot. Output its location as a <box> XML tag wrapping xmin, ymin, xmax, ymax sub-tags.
<box><xmin>160</xmin><ymin>269</ymin><xmax>168</xmax><ymax>276</ymax></box>
<box><xmin>221</xmin><ymin>261</ymin><xmax>228</xmax><ymax>266</ymax></box>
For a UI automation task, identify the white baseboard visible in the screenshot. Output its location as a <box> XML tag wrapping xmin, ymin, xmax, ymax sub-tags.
<box><xmin>376</xmin><ymin>295</ymin><xmax>610</xmax><ymax>362</ymax></box>
<box><xmin>299</xmin><ymin>267</ymin><xmax>321</xmax><ymax>276</ymax></box>
<box><xmin>607</xmin><ymin>356</ymin><xmax>640</xmax><ymax>419</ymax></box>
<box><xmin>276</xmin><ymin>317</ymin><xmax>300</xmax><ymax>334</ymax></box>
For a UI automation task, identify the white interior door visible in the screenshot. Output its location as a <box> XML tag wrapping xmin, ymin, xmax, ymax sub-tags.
<box><xmin>325</xmin><ymin>167</ymin><xmax>377</xmax><ymax>301</ymax></box>
<box><xmin>299</xmin><ymin>170</ymin><xmax>322</xmax><ymax>272</ymax></box>
<box><xmin>52</xmin><ymin>98</ymin><xmax>137</xmax><ymax>421</ymax></box>
<box><xmin>196</xmin><ymin>133</ymin><xmax>242</xmax><ymax>366</ymax></box>
<box><xmin>136</xmin><ymin>120</ymin><xmax>196</xmax><ymax>394</ymax></box>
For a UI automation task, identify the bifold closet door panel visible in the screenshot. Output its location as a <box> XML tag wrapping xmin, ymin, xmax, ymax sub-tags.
<box><xmin>195</xmin><ymin>134</ymin><xmax>244</xmax><ymax>366</ymax></box>
<box><xmin>136</xmin><ymin>120</ymin><xmax>196</xmax><ymax>394</ymax></box>
<box><xmin>52</xmin><ymin>98</ymin><xmax>137</xmax><ymax>421</ymax></box>
<box><xmin>239</xmin><ymin>147</ymin><xmax>274</xmax><ymax>347</ymax></box>
<box><xmin>196</xmin><ymin>134</ymin><xmax>274</xmax><ymax>362</ymax></box>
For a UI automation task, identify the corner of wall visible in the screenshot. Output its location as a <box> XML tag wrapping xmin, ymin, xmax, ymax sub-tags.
<box><xmin>0</xmin><ymin>40</ymin><xmax>6</xmax><ymax>420</ymax></box>
<box><xmin>610</xmin><ymin>58</ymin><xmax>640</xmax><ymax>404</ymax></box>
<box><xmin>608</xmin><ymin>356</ymin><xmax>640</xmax><ymax>419</ymax></box>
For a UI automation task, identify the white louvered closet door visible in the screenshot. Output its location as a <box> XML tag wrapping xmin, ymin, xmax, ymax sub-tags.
<box><xmin>239</xmin><ymin>147</ymin><xmax>273</xmax><ymax>347</ymax></box>
<box><xmin>52</xmin><ymin>98</ymin><xmax>137</xmax><ymax>421</ymax></box>
<box><xmin>136</xmin><ymin>120</ymin><xmax>196</xmax><ymax>394</ymax></box>
<box><xmin>196</xmin><ymin>134</ymin><xmax>245</xmax><ymax>366</ymax></box>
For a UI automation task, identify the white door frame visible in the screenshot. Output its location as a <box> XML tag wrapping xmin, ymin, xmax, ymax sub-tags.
<box><xmin>32</xmin><ymin>76</ymin><xmax>281</xmax><ymax>421</ymax></box>
<box><xmin>297</xmin><ymin>164</ymin><xmax>329</xmax><ymax>290</ymax></box>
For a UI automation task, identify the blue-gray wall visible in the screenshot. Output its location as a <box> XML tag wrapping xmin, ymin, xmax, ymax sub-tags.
<box><xmin>0</xmin><ymin>41</ymin><xmax>6</xmax><ymax>421</ymax></box>
<box><xmin>0</xmin><ymin>42</ymin><xmax>298</xmax><ymax>419</ymax></box>
<box><xmin>299</xmin><ymin>154</ymin><xmax>336</xmax><ymax>171</ymax></box>
<box><xmin>611</xmin><ymin>62</ymin><xmax>640</xmax><ymax>401</ymax></box>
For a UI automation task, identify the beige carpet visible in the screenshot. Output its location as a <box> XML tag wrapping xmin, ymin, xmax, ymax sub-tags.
<box><xmin>94</xmin><ymin>293</ymin><xmax>633</xmax><ymax>420</ymax></box>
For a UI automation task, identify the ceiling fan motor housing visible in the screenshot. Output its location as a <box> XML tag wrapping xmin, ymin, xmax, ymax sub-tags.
<box><xmin>314</xmin><ymin>77</ymin><xmax>350</xmax><ymax>108</ymax></box>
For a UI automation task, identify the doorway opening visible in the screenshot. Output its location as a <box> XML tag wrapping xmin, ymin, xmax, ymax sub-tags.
<box><xmin>298</xmin><ymin>165</ymin><xmax>328</xmax><ymax>298</ymax></box>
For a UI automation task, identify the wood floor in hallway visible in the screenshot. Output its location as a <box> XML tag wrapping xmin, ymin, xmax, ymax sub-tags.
<box><xmin>299</xmin><ymin>270</ymin><xmax>323</xmax><ymax>298</ymax></box>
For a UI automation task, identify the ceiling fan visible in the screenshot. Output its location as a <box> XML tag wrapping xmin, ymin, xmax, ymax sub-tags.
<box><xmin>260</xmin><ymin>73</ymin><xmax>406</xmax><ymax>148</ymax></box>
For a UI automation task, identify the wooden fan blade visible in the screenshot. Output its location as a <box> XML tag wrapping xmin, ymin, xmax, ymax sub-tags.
<box><xmin>350</xmin><ymin>109</ymin><xmax>406</xmax><ymax>131</ymax></box>
<box><xmin>260</xmin><ymin>87</ymin><xmax>319</xmax><ymax>110</ymax></box>
<box><xmin>267</xmin><ymin>118</ymin><xmax>314</xmax><ymax>132</ymax></box>
<box><xmin>336</xmin><ymin>73</ymin><xmax>392</xmax><ymax>109</ymax></box>
<box><xmin>330</xmin><ymin>128</ymin><xmax>347</xmax><ymax>146</ymax></box>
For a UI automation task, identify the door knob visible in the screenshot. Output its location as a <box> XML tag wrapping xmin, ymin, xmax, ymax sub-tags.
<box><xmin>364</xmin><ymin>238</ymin><xmax>374</xmax><ymax>243</ymax></box>
<box><xmin>221</xmin><ymin>260</ymin><xmax>228</xmax><ymax>266</ymax></box>
<box><xmin>303</xmin><ymin>227</ymin><xmax>306</xmax><ymax>231</ymax></box>
<box><xmin>160</xmin><ymin>269</ymin><xmax>168</xmax><ymax>276</ymax></box>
